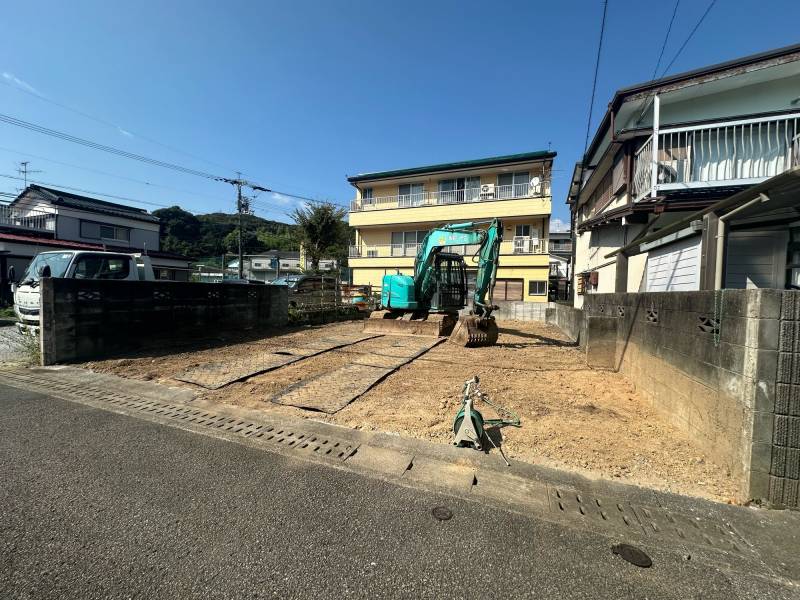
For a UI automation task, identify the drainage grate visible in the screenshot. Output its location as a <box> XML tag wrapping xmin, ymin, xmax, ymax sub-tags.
<box><xmin>0</xmin><ymin>369</ymin><xmax>358</xmax><ymax>464</ymax></box>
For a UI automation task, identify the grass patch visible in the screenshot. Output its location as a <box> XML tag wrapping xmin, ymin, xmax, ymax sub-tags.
<box><xmin>17</xmin><ymin>331</ymin><xmax>41</xmax><ymax>366</ymax></box>
<box><xmin>0</xmin><ymin>306</ymin><xmax>15</xmax><ymax>320</ymax></box>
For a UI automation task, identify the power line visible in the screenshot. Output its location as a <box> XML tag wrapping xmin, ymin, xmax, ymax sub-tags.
<box><xmin>651</xmin><ymin>0</ymin><xmax>680</xmax><ymax>80</ymax></box>
<box><xmin>0</xmin><ymin>113</ymin><xmax>221</xmax><ymax>180</ymax></box>
<box><xmin>659</xmin><ymin>0</ymin><xmax>717</xmax><ymax>77</ymax></box>
<box><xmin>0</xmin><ymin>112</ymin><xmax>348</xmax><ymax>209</ymax></box>
<box><xmin>582</xmin><ymin>0</ymin><xmax>608</xmax><ymax>160</ymax></box>
<box><xmin>0</xmin><ymin>77</ymin><xmax>236</xmax><ymax>174</ymax></box>
<box><xmin>0</xmin><ymin>145</ymin><xmax>231</xmax><ymax>205</ymax></box>
<box><xmin>635</xmin><ymin>0</ymin><xmax>681</xmax><ymax>123</ymax></box>
<box><xmin>0</xmin><ymin>172</ymin><xmax>198</xmax><ymax>211</ymax></box>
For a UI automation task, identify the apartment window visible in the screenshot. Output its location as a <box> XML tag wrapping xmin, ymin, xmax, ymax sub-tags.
<box><xmin>438</xmin><ymin>177</ymin><xmax>480</xmax><ymax>204</ymax></box>
<box><xmin>515</xmin><ymin>224</ymin><xmax>531</xmax><ymax>237</ymax></box>
<box><xmin>362</xmin><ymin>187</ymin><xmax>374</xmax><ymax>206</ymax></box>
<box><xmin>398</xmin><ymin>183</ymin><xmax>424</xmax><ymax>207</ymax></box>
<box><xmin>391</xmin><ymin>230</ymin><xmax>427</xmax><ymax>256</ymax></box>
<box><xmin>528</xmin><ymin>280</ymin><xmax>547</xmax><ymax>296</ymax></box>
<box><xmin>80</xmin><ymin>220</ymin><xmax>131</xmax><ymax>242</ymax></box>
<box><xmin>497</xmin><ymin>171</ymin><xmax>530</xmax><ymax>199</ymax></box>
<box><xmin>493</xmin><ymin>278</ymin><xmax>523</xmax><ymax>301</ymax></box>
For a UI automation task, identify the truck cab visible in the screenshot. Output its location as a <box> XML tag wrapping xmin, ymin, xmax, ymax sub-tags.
<box><xmin>10</xmin><ymin>250</ymin><xmax>155</xmax><ymax>333</ymax></box>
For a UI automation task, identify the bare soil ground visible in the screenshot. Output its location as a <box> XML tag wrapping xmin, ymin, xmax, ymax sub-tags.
<box><xmin>82</xmin><ymin>320</ymin><xmax>738</xmax><ymax>503</ymax></box>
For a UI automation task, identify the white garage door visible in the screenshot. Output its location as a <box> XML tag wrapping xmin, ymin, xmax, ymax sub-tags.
<box><xmin>646</xmin><ymin>235</ymin><xmax>701</xmax><ymax>292</ymax></box>
<box><xmin>725</xmin><ymin>231</ymin><xmax>788</xmax><ymax>289</ymax></box>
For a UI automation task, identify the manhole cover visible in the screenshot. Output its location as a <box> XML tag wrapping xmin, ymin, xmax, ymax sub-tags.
<box><xmin>612</xmin><ymin>543</ymin><xmax>652</xmax><ymax>568</ymax></box>
<box><xmin>432</xmin><ymin>506</ymin><xmax>453</xmax><ymax>521</ymax></box>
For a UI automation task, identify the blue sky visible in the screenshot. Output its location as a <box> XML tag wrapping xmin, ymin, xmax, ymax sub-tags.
<box><xmin>0</xmin><ymin>0</ymin><xmax>797</xmax><ymax>226</ymax></box>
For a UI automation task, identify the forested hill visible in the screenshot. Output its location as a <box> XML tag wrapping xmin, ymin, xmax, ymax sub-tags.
<box><xmin>153</xmin><ymin>206</ymin><xmax>298</xmax><ymax>260</ymax></box>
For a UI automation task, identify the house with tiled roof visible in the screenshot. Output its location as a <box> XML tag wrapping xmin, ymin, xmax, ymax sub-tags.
<box><xmin>0</xmin><ymin>185</ymin><xmax>193</xmax><ymax>302</ymax></box>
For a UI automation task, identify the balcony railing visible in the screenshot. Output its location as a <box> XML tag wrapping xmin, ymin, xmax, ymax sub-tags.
<box><xmin>0</xmin><ymin>205</ymin><xmax>55</xmax><ymax>232</ymax></box>
<box><xmin>350</xmin><ymin>238</ymin><xmax>548</xmax><ymax>258</ymax></box>
<box><xmin>506</xmin><ymin>237</ymin><xmax>547</xmax><ymax>254</ymax></box>
<box><xmin>633</xmin><ymin>113</ymin><xmax>800</xmax><ymax>199</ymax></box>
<box><xmin>549</xmin><ymin>242</ymin><xmax>573</xmax><ymax>254</ymax></box>
<box><xmin>350</xmin><ymin>181</ymin><xmax>550</xmax><ymax>212</ymax></box>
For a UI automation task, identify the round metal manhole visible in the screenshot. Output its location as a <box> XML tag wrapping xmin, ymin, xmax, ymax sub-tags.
<box><xmin>431</xmin><ymin>506</ymin><xmax>453</xmax><ymax>521</ymax></box>
<box><xmin>612</xmin><ymin>544</ymin><xmax>652</xmax><ymax>568</ymax></box>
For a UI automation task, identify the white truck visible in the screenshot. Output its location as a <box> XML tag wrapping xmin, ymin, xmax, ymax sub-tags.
<box><xmin>9</xmin><ymin>250</ymin><xmax>156</xmax><ymax>333</ymax></box>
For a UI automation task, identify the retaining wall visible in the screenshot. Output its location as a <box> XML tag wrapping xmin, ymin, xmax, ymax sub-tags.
<box><xmin>40</xmin><ymin>279</ymin><xmax>288</xmax><ymax>365</ymax></box>
<box><xmin>545</xmin><ymin>303</ymin><xmax>584</xmax><ymax>343</ymax></box>
<box><xmin>493</xmin><ymin>301</ymin><xmax>550</xmax><ymax>322</ymax></box>
<box><xmin>576</xmin><ymin>290</ymin><xmax>798</xmax><ymax>505</ymax></box>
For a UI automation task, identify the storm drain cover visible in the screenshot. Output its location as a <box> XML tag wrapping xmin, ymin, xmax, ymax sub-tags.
<box><xmin>432</xmin><ymin>506</ymin><xmax>453</xmax><ymax>521</ymax></box>
<box><xmin>612</xmin><ymin>543</ymin><xmax>652</xmax><ymax>568</ymax></box>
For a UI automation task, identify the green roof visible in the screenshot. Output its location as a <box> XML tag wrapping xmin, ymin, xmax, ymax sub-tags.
<box><xmin>347</xmin><ymin>150</ymin><xmax>557</xmax><ymax>183</ymax></box>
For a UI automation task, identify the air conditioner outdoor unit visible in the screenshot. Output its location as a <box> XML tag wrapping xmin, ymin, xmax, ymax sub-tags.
<box><xmin>480</xmin><ymin>183</ymin><xmax>495</xmax><ymax>199</ymax></box>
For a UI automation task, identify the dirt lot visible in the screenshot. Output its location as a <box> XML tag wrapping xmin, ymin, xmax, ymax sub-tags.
<box><xmin>82</xmin><ymin>320</ymin><xmax>738</xmax><ymax>503</ymax></box>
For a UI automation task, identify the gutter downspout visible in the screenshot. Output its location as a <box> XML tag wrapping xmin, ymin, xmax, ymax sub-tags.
<box><xmin>714</xmin><ymin>193</ymin><xmax>770</xmax><ymax>290</ymax></box>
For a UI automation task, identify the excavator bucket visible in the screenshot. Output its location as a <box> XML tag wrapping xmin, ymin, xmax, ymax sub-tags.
<box><xmin>363</xmin><ymin>310</ymin><xmax>458</xmax><ymax>338</ymax></box>
<box><xmin>449</xmin><ymin>315</ymin><xmax>499</xmax><ymax>347</ymax></box>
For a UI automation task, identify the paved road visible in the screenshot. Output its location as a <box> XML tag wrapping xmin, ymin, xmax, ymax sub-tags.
<box><xmin>0</xmin><ymin>385</ymin><xmax>795</xmax><ymax>599</ymax></box>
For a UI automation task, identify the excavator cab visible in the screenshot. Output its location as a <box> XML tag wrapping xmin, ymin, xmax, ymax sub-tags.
<box><xmin>428</xmin><ymin>252</ymin><xmax>467</xmax><ymax>312</ymax></box>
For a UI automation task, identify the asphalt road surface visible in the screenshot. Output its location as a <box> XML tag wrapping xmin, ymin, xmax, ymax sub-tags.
<box><xmin>0</xmin><ymin>384</ymin><xmax>795</xmax><ymax>599</ymax></box>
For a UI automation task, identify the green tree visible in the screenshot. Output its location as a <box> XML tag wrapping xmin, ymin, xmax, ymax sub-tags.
<box><xmin>222</xmin><ymin>228</ymin><xmax>269</xmax><ymax>255</ymax></box>
<box><xmin>152</xmin><ymin>206</ymin><xmax>202</xmax><ymax>256</ymax></box>
<box><xmin>291</xmin><ymin>202</ymin><xmax>350</xmax><ymax>271</ymax></box>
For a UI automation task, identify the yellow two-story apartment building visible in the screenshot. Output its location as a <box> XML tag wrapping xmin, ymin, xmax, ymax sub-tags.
<box><xmin>347</xmin><ymin>150</ymin><xmax>556</xmax><ymax>303</ymax></box>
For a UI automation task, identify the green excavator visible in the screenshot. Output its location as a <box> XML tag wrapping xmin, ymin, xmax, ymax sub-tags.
<box><xmin>364</xmin><ymin>218</ymin><xmax>502</xmax><ymax>347</ymax></box>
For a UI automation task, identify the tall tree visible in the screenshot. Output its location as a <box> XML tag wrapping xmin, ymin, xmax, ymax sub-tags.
<box><xmin>291</xmin><ymin>203</ymin><xmax>350</xmax><ymax>271</ymax></box>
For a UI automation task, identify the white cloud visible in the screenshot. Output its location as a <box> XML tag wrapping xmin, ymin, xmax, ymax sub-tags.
<box><xmin>117</xmin><ymin>127</ymin><xmax>134</xmax><ymax>138</ymax></box>
<box><xmin>270</xmin><ymin>192</ymin><xmax>292</xmax><ymax>205</ymax></box>
<box><xmin>2</xmin><ymin>71</ymin><xmax>42</xmax><ymax>96</ymax></box>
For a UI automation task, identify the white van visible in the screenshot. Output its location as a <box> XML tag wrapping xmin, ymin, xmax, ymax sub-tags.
<box><xmin>10</xmin><ymin>250</ymin><xmax>155</xmax><ymax>333</ymax></box>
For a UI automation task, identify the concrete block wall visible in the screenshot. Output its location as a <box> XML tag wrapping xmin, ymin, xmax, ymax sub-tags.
<box><xmin>579</xmin><ymin>290</ymin><xmax>785</xmax><ymax>504</ymax></box>
<box><xmin>545</xmin><ymin>303</ymin><xmax>584</xmax><ymax>343</ymax></box>
<box><xmin>493</xmin><ymin>301</ymin><xmax>550</xmax><ymax>322</ymax></box>
<box><xmin>770</xmin><ymin>293</ymin><xmax>800</xmax><ymax>507</ymax></box>
<box><xmin>40</xmin><ymin>279</ymin><xmax>288</xmax><ymax>365</ymax></box>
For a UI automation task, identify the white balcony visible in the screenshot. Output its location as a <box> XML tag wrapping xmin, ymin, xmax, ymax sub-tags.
<box><xmin>350</xmin><ymin>181</ymin><xmax>550</xmax><ymax>212</ymax></box>
<box><xmin>350</xmin><ymin>238</ymin><xmax>549</xmax><ymax>259</ymax></box>
<box><xmin>508</xmin><ymin>236</ymin><xmax>547</xmax><ymax>254</ymax></box>
<box><xmin>633</xmin><ymin>113</ymin><xmax>800</xmax><ymax>200</ymax></box>
<box><xmin>0</xmin><ymin>205</ymin><xmax>56</xmax><ymax>233</ymax></box>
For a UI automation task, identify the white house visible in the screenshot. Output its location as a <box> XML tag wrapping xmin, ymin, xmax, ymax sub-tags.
<box><xmin>568</xmin><ymin>43</ymin><xmax>800</xmax><ymax>306</ymax></box>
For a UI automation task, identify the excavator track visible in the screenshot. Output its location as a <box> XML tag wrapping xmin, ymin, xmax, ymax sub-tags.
<box><xmin>449</xmin><ymin>315</ymin><xmax>499</xmax><ymax>348</ymax></box>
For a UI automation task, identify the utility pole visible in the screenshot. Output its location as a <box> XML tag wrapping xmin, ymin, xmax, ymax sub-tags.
<box><xmin>17</xmin><ymin>161</ymin><xmax>42</xmax><ymax>189</ymax></box>
<box><xmin>220</xmin><ymin>173</ymin><xmax>271</xmax><ymax>281</ymax></box>
<box><xmin>236</xmin><ymin>173</ymin><xmax>245</xmax><ymax>279</ymax></box>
